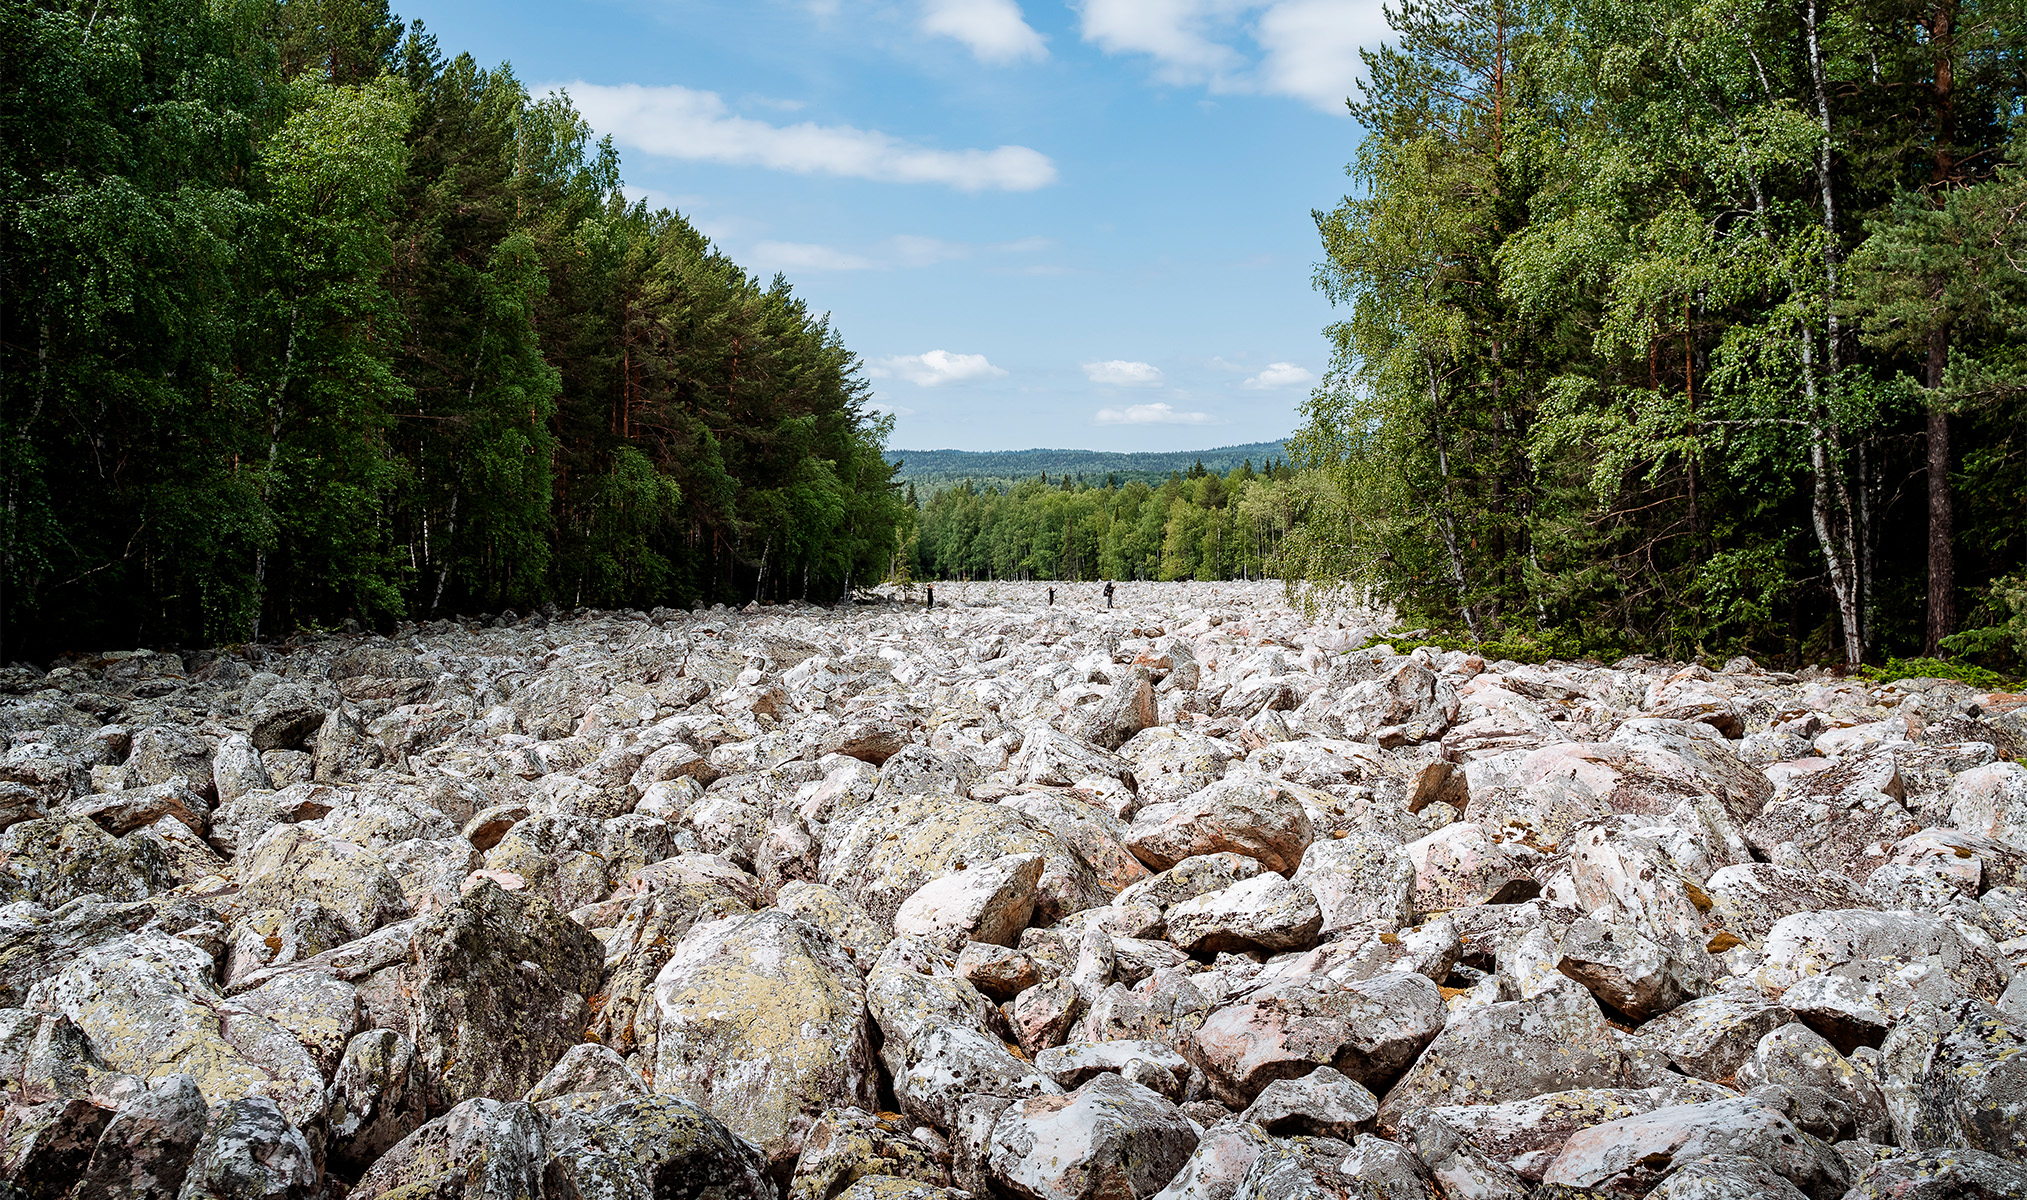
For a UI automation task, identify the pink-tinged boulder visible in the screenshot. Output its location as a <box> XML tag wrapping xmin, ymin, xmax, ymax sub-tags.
<box><xmin>894</xmin><ymin>853</ymin><xmax>1045</xmax><ymax>949</ymax></box>
<box><xmin>986</xmin><ymin>1072</ymin><xmax>1199</xmax><ymax>1200</ymax></box>
<box><xmin>1122</xmin><ymin>776</ymin><xmax>1312</xmax><ymax>875</ymax></box>
<box><xmin>1403</xmin><ymin>823</ymin><xmax>1542</xmax><ymax>912</ymax></box>
<box><xmin>1189</xmin><ymin>969</ymin><xmax>1445</xmax><ymax>1105</ymax></box>
<box><xmin>1542</xmin><ymin>1097</ymin><xmax>1851</xmax><ymax>1199</ymax></box>
<box><xmin>1163</xmin><ymin>874</ymin><xmax>1322</xmax><ymax>954</ymax></box>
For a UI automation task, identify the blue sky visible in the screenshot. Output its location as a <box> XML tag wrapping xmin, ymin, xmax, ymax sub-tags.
<box><xmin>398</xmin><ymin>1</ymin><xmax>1388</xmax><ymax>452</ymax></box>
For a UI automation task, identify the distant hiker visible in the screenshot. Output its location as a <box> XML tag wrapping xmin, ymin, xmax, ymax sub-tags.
<box><xmin>925</xmin><ymin>585</ymin><xmax>934</xmax><ymax>609</ymax></box>
<box><xmin>1048</xmin><ymin>587</ymin><xmax>1055</xmax><ymax>605</ymax></box>
<box><xmin>1104</xmin><ymin>581</ymin><xmax>1115</xmax><ymax>608</ymax></box>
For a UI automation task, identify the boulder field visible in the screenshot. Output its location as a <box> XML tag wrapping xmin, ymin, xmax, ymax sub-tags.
<box><xmin>2</xmin><ymin>580</ymin><xmax>2025</xmax><ymax>1200</ymax></box>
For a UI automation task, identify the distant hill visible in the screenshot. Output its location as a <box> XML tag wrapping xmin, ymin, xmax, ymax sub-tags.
<box><xmin>889</xmin><ymin>440</ymin><xmax>1292</xmax><ymax>493</ymax></box>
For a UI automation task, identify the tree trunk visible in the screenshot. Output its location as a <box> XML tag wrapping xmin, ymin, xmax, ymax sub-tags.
<box><xmin>1926</xmin><ymin>327</ymin><xmax>1955</xmax><ymax>654</ymax></box>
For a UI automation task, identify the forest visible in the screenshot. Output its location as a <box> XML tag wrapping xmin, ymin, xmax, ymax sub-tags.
<box><xmin>1</xmin><ymin>0</ymin><xmax>909</xmax><ymax>658</ymax></box>
<box><xmin>1279</xmin><ymin>0</ymin><xmax>2027</xmax><ymax>673</ymax></box>
<box><xmin>906</xmin><ymin>458</ymin><xmax>1306</xmax><ymax>583</ymax></box>
<box><xmin>889</xmin><ymin>441</ymin><xmax>1290</xmax><ymax>492</ymax></box>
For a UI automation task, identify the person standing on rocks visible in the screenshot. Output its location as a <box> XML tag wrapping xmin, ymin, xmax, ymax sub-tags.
<box><xmin>1048</xmin><ymin>587</ymin><xmax>1055</xmax><ymax>605</ymax></box>
<box><xmin>1104</xmin><ymin>581</ymin><xmax>1114</xmax><ymax>608</ymax></box>
<box><xmin>925</xmin><ymin>585</ymin><xmax>934</xmax><ymax>609</ymax></box>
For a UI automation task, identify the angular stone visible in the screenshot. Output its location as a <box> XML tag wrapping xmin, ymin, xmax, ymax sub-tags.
<box><xmin>71</xmin><ymin>1074</ymin><xmax>210</xmax><ymax>1200</ymax></box>
<box><xmin>652</xmin><ymin>909</ymin><xmax>876</xmax><ymax>1164</ymax></box>
<box><xmin>894</xmin><ymin>853</ymin><xmax>1044</xmax><ymax>949</ymax></box>
<box><xmin>1541</xmin><ymin>1096</ymin><xmax>1850</xmax><ymax>1199</ymax></box>
<box><xmin>1403</xmin><ymin>823</ymin><xmax>1542</xmax><ymax>912</ymax></box>
<box><xmin>406</xmin><ymin>879</ymin><xmax>605</xmax><ymax>1106</ymax></box>
<box><xmin>1555</xmin><ymin>917</ymin><xmax>1704</xmax><ymax>1021</ymax></box>
<box><xmin>1634</xmin><ymin>997</ymin><xmax>1798</xmax><ymax>1081</ymax></box>
<box><xmin>322</xmin><ymin>1029</ymin><xmax>428</xmax><ymax>1180</ymax></box>
<box><xmin>1165</xmin><ymin>874</ymin><xmax>1323</xmax><ymax>954</ymax></box>
<box><xmin>1236</xmin><ymin>1066</ymin><xmax>1377</xmax><ymax>1140</ymax></box>
<box><xmin>789</xmin><ymin>1107</ymin><xmax>953</xmax><ymax>1200</ymax></box>
<box><xmin>1290</xmin><ymin>832</ymin><xmax>1412</xmax><ymax>935</ymax></box>
<box><xmin>987</xmin><ymin>1072</ymin><xmax>1200</xmax><ymax>1200</ymax></box>
<box><xmin>176</xmin><ymin>1097</ymin><xmax>317</xmax><ymax>1200</ymax></box>
<box><xmin>1376</xmin><ymin>978</ymin><xmax>1631</xmax><ymax>1135</ymax></box>
<box><xmin>1123</xmin><ymin>776</ymin><xmax>1313</xmax><ymax>875</ymax></box>
<box><xmin>349</xmin><ymin>1097</ymin><xmax>552</xmax><ymax>1200</ymax></box>
<box><xmin>1190</xmin><ymin>969</ymin><xmax>1445</xmax><ymax>1104</ymax></box>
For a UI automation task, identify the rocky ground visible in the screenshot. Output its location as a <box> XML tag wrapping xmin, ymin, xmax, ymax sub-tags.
<box><xmin>2</xmin><ymin>580</ymin><xmax>2025</xmax><ymax>1199</ymax></box>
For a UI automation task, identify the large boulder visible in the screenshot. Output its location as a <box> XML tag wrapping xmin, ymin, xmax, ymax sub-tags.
<box><xmin>1190</xmin><ymin>969</ymin><xmax>1445</xmax><ymax>1105</ymax></box>
<box><xmin>71</xmin><ymin>1073</ymin><xmax>210</xmax><ymax>1200</ymax></box>
<box><xmin>406</xmin><ymin>879</ymin><xmax>605</xmax><ymax>1106</ymax></box>
<box><xmin>893</xmin><ymin>853</ymin><xmax>1044</xmax><ymax>949</ymax></box>
<box><xmin>822</xmin><ymin>793</ymin><xmax>1108</xmax><ymax>925</ymax></box>
<box><xmin>651</xmin><ymin>909</ymin><xmax>877</xmax><ymax>1166</ymax></box>
<box><xmin>986</xmin><ymin>1072</ymin><xmax>1199</xmax><ymax>1200</ymax></box>
<box><xmin>1376</xmin><ymin>978</ymin><xmax>1632</xmax><ymax>1134</ymax></box>
<box><xmin>27</xmin><ymin>930</ymin><xmax>323</xmax><ymax>1125</ymax></box>
<box><xmin>1541</xmin><ymin>1096</ymin><xmax>1851</xmax><ymax>1199</ymax></box>
<box><xmin>1122</xmin><ymin>777</ymin><xmax>1312</xmax><ymax>875</ymax></box>
<box><xmin>175</xmin><ymin>1097</ymin><xmax>318</xmax><ymax>1200</ymax></box>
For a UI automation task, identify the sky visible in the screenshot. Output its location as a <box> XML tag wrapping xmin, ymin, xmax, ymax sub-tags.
<box><xmin>397</xmin><ymin>0</ymin><xmax>1389</xmax><ymax>452</ymax></box>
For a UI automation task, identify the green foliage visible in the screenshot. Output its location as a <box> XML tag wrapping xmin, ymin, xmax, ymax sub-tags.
<box><xmin>909</xmin><ymin>465</ymin><xmax>1302</xmax><ymax>583</ymax></box>
<box><xmin>1290</xmin><ymin>0</ymin><xmax>2027</xmax><ymax>667</ymax></box>
<box><xmin>888</xmin><ymin>443</ymin><xmax>1295</xmax><ymax>493</ymax></box>
<box><xmin>0</xmin><ymin>0</ymin><xmax>906</xmax><ymax>656</ymax></box>
<box><xmin>1858</xmin><ymin>658</ymin><xmax>2021</xmax><ymax>692</ymax></box>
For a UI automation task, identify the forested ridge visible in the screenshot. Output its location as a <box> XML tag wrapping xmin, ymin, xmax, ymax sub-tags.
<box><xmin>906</xmin><ymin>457</ymin><xmax>1306</xmax><ymax>583</ymax></box>
<box><xmin>1</xmin><ymin>0</ymin><xmax>908</xmax><ymax>659</ymax></box>
<box><xmin>1281</xmin><ymin>0</ymin><xmax>2027</xmax><ymax>673</ymax></box>
<box><xmin>889</xmin><ymin>440</ymin><xmax>1290</xmax><ymax>492</ymax></box>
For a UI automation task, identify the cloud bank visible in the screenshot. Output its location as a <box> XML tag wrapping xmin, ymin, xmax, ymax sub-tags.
<box><xmin>1073</xmin><ymin>0</ymin><xmax>1387</xmax><ymax>112</ymax></box>
<box><xmin>869</xmin><ymin>350</ymin><xmax>1010</xmax><ymax>386</ymax></box>
<box><xmin>1242</xmin><ymin>361</ymin><xmax>1315</xmax><ymax>388</ymax></box>
<box><xmin>1095</xmin><ymin>402</ymin><xmax>1219</xmax><ymax>424</ymax></box>
<box><xmin>1083</xmin><ymin>359</ymin><xmax>1166</xmax><ymax>386</ymax></box>
<box><xmin>561</xmin><ymin>82</ymin><xmax>1058</xmax><ymax>191</ymax></box>
<box><xmin>922</xmin><ymin>0</ymin><xmax>1049</xmax><ymax>62</ymax></box>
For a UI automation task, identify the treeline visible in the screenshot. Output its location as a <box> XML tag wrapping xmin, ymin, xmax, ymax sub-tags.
<box><xmin>1286</xmin><ymin>0</ymin><xmax>2027</xmax><ymax>670</ymax></box>
<box><xmin>890</xmin><ymin>441</ymin><xmax>1291</xmax><ymax>492</ymax></box>
<box><xmin>1</xmin><ymin>0</ymin><xmax>906</xmax><ymax>658</ymax></box>
<box><xmin>908</xmin><ymin>460</ymin><xmax>1308</xmax><ymax>582</ymax></box>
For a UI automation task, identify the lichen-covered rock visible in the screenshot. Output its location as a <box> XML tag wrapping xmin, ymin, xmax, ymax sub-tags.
<box><xmin>1235</xmin><ymin>1067</ymin><xmax>1377</xmax><ymax>1140</ymax></box>
<box><xmin>1541</xmin><ymin>1097</ymin><xmax>1850</xmax><ymax>1199</ymax></box>
<box><xmin>894</xmin><ymin>852</ymin><xmax>1044</xmax><ymax>949</ymax></box>
<box><xmin>1554</xmin><ymin>917</ymin><xmax>1703</xmax><ymax>1021</ymax></box>
<box><xmin>323</xmin><ymin>1029</ymin><xmax>428</xmax><ymax>1181</ymax></box>
<box><xmin>70</xmin><ymin>1073</ymin><xmax>209</xmax><ymax>1200</ymax></box>
<box><xmin>545</xmin><ymin>1095</ymin><xmax>777</xmax><ymax>1200</ymax></box>
<box><xmin>1840</xmin><ymin>1147</ymin><xmax>2027</xmax><ymax>1200</ymax></box>
<box><xmin>406</xmin><ymin>879</ymin><xmax>605</xmax><ymax>1106</ymax></box>
<box><xmin>1164</xmin><ymin>874</ymin><xmax>1322</xmax><ymax>954</ymax></box>
<box><xmin>1633</xmin><ymin>997</ymin><xmax>1799</xmax><ymax>1082</ymax></box>
<box><xmin>3</xmin><ymin>1097</ymin><xmax>113</xmax><ymax>1197</ymax></box>
<box><xmin>175</xmin><ymin>1097</ymin><xmax>318</xmax><ymax>1200</ymax></box>
<box><xmin>0</xmin><ymin>816</ymin><xmax>168</xmax><ymax>906</ymax></box>
<box><xmin>349</xmin><ymin>1097</ymin><xmax>552</xmax><ymax>1200</ymax></box>
<box><xmin>1375</xmin><ymin>978</ymin><xmax>1630</xmax><ymax>1135</ymax></box>
<box><xmin>823</xmin><ymin>792</ymin><xmax>1107</xmax><ymax>925</ymax></box>
<box><xmin>238</xmin><ymin>823</ymin><xmax>409</xmax><ymax>941</ymax></box>
<box><xmin>651</xmin><ymin>908</ymin><xmax>876</xmax><ymax>1165</ymax></box>
<box><xmin>987</xmin><ymin>1072</ymin><xmax>1199</xmax><ymax>1200</ymax></box>
<box><xmin>788</xmin><ymin>1106</ymin><xmax>953</xmax><ymax>1200</ymax></box>
<box><xmin>1191</xmin><ymin>969</ymin><xmax>1445</xmax><ymax>1105</ymax></box>
<box><xmin>1290</xmin><ymin>832</ymin><xmax>1411</xmax><ymax>935</ymax></box>
<box><xmin>232</xmin><ymin>970</ymin><xmax>360</xmax><ymax>1078</ymax></box>
<box><xmin>27</xmin><ymin>929</ymin><xmax>324</xmax><ymax>1125</ymax></box>
<box><xmin>1123</xmin><ymin>777</ymin><xmax>1313</xmax><ymax>875</ymax></box>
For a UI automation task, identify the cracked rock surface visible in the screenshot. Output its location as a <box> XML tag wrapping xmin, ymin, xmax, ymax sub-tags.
<box><xmin>2</xmin><ymin>580</ymin><xmax>2025</xmax><ymax>1197</ymax></box>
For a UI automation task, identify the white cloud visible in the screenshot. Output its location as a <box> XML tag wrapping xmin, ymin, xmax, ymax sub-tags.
<box><xmin>1082</xmin><ymin>359</ymin><xmax>1165</xmax><ymax>386</ymax></box>
<box><xmin>869</xmin><ymin>350</ymin><xmax>1010</xmax><ymax>386</ymax></box>
<box><xmin>1078</xmin><ymin>0</ymin><xmax>1246</xmax><ymax>85</ymax></box>
<box><xmin>741</xmin><ymin>234</ymin><xmax>1044</xmax><ymax>272</ymax></box>
<box><xmin>1072</xmin><ymin>0</ymin><xmax>1384</xmax><ymax>112</ymax></box>
<box><xmin>1242</xmin><ymin>361</ymin><xmax>1315</xmax><ymax>388</ymax></box>
<box><xmin>922</xmin><ymin>0</ymin><xmax>1049</xmax><ymax>62</ymax></box>
<box><xmin>1254</xmin><ymin>0</ymin><xmax>1385</xmax><ymax>111</ymax></box>
<box><xmin>751</xmin><ymin>240</ymin><xmax>877</xmax><ymax>272</ymax></box>
<box><xmin>560</xmin><ymin>82</ymin><xmax>1058</xmax><ymax>191</ymax></box>
<box><xmin>1095</xmin><ymin>402</ymin><xmax>1220</xmax><ymax>424</ymax></box>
